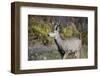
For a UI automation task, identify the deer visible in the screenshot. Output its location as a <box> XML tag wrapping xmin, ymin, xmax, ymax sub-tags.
<box><xmin>48</xmin><ymin>22</ymin><xmax>82</xmax><ymax>59</ymax></box>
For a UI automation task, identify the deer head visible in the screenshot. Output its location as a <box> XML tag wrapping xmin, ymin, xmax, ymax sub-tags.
<box><xmin>48</xmin><ymin>22</ymin><xmax>60</xmax><ymax>38</ymax></box>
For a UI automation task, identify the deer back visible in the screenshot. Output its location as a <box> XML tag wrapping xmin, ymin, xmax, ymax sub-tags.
<box><xmin>63</xmin><ymin>38</ymin><xmax>82</xmax><ymax>52</ymax></box>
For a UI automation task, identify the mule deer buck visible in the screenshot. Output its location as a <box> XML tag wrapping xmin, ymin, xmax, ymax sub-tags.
<box><xmin>48</xmin><ymin>23</ymin><xmax>82</xmax><ymax>59</ymax></box>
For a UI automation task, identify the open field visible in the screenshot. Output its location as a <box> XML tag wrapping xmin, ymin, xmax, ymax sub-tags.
<box><xmin>28</xmin><ymin>44</ymin><xmax>87</xmax><ymax>60</ymax></box>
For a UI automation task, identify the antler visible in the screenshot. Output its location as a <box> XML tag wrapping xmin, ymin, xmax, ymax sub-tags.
<box><xmin>51</xmin><ymin>17</ymin><xmax>60</xmax><ymax>30</ymax></box>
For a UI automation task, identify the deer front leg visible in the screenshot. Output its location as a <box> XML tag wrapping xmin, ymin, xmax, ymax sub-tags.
<box><xmin>63</xmin><ymin>52</ymin><xmax>69</xmax><ymax>59</ymax></box>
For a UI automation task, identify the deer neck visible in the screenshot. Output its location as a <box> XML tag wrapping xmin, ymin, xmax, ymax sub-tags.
<box><xmin>54</xmin><ymin>33</ymin><xmax>63</xmax><ymax>47</ymax></box>
<box><xmin>54</xmin><ymin>33</ymin><xmax>65</xmax><ymax>57</ymax></box>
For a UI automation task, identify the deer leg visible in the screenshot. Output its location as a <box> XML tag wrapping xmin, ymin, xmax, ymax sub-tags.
<box><xmin>75</xmin><ymin>51</ymin><xmax>80</xmax><ymax>58</ymax></box>
<box><xmin>63</xmin><ymin>52</ymin><xmax>69</xmax><ymax>59</ymax></box>
<box><xmin>60</xmin><ymin>54</ymin><xmax>64</xmax><ymax>59</ymax></box>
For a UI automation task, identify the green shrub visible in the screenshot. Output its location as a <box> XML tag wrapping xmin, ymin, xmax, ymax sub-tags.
<box><xmin>61</xmin><ymin>23</ymin><xmax>80</xmax><ymax>39</ymax></box>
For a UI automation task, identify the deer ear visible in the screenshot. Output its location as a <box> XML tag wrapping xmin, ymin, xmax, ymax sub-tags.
<box><xmin>57</xmin><ymin>26</ymin><xmax>60</xmax><ymax>31</ymax></box>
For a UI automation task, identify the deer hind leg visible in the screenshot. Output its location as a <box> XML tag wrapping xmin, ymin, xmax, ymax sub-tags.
<box><xmin>75</xmin><ymin>50</ymin><xmax>80</xmax><ymax>58</ymax></box>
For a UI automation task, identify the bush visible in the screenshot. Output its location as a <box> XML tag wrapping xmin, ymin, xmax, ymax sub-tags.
<box><xmin>28</xmin><ymin>18</ymin><xmax>54</xmax><ymax>45</ymax></box>
<box><xmin>61</xmin><ymin>23</ymin><xmax>80</xmax><ymax>39</ymax></box>
<box><xmin>28</xmin><ymin>17</ymin><xmax>87</xmax><ymax>46</ymax></box>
